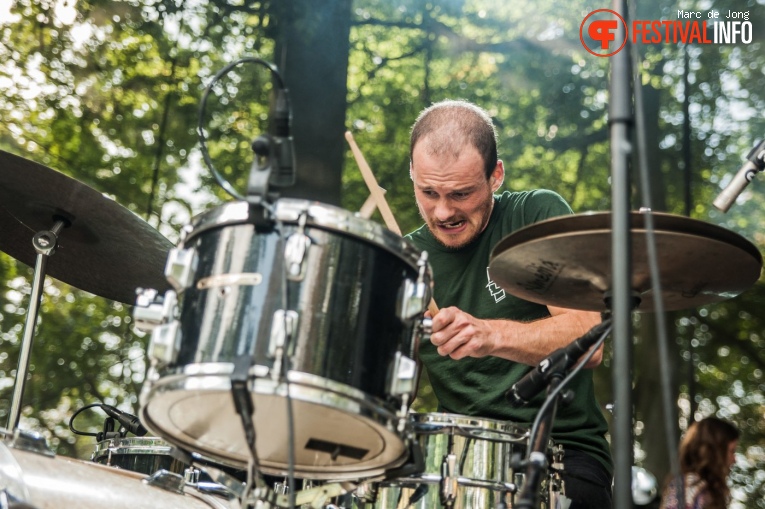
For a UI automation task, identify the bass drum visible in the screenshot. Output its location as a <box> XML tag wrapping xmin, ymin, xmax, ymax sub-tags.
<box><xmin>140</xmin><ymin>199</ymin><xmax>430</xmax><ymax>480</ymax></box>
<box><xmin>0</xmin><ymin>440</ymin><xmax>234</xmax><ymax>509</ymax></box>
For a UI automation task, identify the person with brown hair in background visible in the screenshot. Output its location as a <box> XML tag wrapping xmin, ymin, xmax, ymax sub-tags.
<box><xmin>660</xmin><ymin>417</ymin><xmax>740</xmax><ymax>509</ymax></box>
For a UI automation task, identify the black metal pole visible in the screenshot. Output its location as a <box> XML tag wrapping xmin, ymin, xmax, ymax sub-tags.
<box><xmin>609</xmin><ymin>1</ymin><xmax>634</xmax><ymax>508</ymax></box>
<box><xmin>514</xmin><ymin>377</ymin><xmax>562</xmax><ymax>509</ymax></box>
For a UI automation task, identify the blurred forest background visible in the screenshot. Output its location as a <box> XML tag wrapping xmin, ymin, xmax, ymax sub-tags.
<box><xmin>1</xmin><ymin>0</ymin><xmax>765</xmax><ymax>506</ymax></box>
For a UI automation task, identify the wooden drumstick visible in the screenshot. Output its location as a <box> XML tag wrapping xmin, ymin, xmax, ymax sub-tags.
<box><xmin>345</xmin><ymin>130</ymin><xmax>439</xmax><ymax>316</ymax></box>
<box><xmin>359</xmin><ymin>188</ymin><xmax>386</xmax><ymax>219</ymax></box>
<box><xmin>345</xmin><ymin>131</ymin><xmax>401</xmax><ymax>236</ymax></box>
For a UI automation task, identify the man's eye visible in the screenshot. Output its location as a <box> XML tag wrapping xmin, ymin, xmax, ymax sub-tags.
<box><xmin>452</xmin><ymin>192</ymin><xmax>469</xmax><ymax>199</ymax></box>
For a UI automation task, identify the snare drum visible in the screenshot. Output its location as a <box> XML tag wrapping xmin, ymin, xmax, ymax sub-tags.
<box><xmin>0</xmin><ymin>439</ymin><xmax>234</xmax><ymax>509</ymax></box>
<box><xmin>139</xmin><ymin>200</ymin><xmax>430</xmax><ymax>480</ymax></box>
<box><xmin>354</xmin><ymin>413</ymin><xmax>558</xmax><ymax>509</ymax></box>
<box><xmin>92</xmin><ymin>436</ymin><xmax>186</xmax><ymax>475</ymax></box>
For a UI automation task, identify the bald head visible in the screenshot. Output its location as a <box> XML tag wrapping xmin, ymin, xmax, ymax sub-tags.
<box><xmin>409</xmin><ymin>100</ymin><xmax>498</xmax><ymax>179</ymax></box>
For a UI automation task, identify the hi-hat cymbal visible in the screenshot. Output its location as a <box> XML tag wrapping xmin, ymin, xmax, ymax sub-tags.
<box><xmin>488</xmin><ymin>211</ymin><xmax>762</xmax><ymax>312</ymax></box>
<box><xmin>0</xmin><ymin>150</ymin><xmax>173</xmax><ymax>304</ymax></box>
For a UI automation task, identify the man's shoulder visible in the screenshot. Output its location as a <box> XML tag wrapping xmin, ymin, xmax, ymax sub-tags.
<box><xmin>496</xmin><ymin>188</ymin><xmax>570</xmax><ymax>208</ymax></box>
<box><xmin>405</xmin><ymin>224</ymin><xmax>432</xmax><ymax>249</ymax></box>
<box><xmin>495</xmin><ymin>189</ymin><xmax>573</xmax><ymax>226</ymax></box>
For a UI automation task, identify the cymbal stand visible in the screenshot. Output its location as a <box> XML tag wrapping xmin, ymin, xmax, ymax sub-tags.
<box><xmin>7</xmin><ymin>219</ymin><xmax>67</xmax><ymax>430</ymax></box>
<box><xmin>609</xmin><ymin>0</ymin><xmax>636</xmax><ymax>507</ymax></box>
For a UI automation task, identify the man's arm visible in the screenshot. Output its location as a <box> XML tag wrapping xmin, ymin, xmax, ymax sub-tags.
<box><xmin>428</xmin><ymin>306</ymin><xmax>604</xmax><ymax>367</ymax></box>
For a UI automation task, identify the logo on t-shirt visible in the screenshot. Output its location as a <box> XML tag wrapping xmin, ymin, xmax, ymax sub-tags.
<box><xmin>485</xmin><ymin>267</ymin><xmax>506</xmax><ymax>303</ymax></box>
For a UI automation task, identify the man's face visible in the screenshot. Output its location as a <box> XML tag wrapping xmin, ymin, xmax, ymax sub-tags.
<box><xmin>411</xmin><ymin>140</ymin><xmax>503</xmax><ymax>249</ymax></box>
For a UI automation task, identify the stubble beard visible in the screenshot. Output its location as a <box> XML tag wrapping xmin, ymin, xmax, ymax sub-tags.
<box><xmin>419</xmin><ymin>199</ymin><xmax>494</xmax><ymax>250</ymax></box>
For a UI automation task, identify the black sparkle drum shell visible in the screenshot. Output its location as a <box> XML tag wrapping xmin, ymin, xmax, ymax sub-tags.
<box><xmin>140</xmin><ymin>200</ymin><xmax>429</xmax><ymax>480</ymax></box>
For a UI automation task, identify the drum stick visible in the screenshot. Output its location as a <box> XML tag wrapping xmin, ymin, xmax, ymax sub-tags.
<box><xmin>359</xmin><ymin>188</ymin><xmax>386</xmax><ymax>219</ymax></box>
<box><xmin>345</xmin><ymin>130</ymin><xmax>439</xmax><ymax>316</ymax></box>
<box><xmin>345</xmin><ymin>131</ymin><xmax>401</xmax><ymax>236</ymax></box>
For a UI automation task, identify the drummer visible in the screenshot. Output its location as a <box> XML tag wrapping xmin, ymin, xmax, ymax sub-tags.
<box><xmin>406</xmin><ymin>99</ymin><xmax>613</xmax><ymax>509</ymax></box>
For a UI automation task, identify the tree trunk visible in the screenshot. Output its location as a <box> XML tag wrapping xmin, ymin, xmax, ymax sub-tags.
<box><xmin>271</xmin><ymin>0</ymin><xmax>353</xmax><ymax>206</ymax></box>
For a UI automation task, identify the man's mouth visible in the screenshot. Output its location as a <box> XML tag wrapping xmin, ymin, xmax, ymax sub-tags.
<box><xmin>437</xmin><ymin>220</ymin><xmax>466</xmax><ymax>230</ymax></box>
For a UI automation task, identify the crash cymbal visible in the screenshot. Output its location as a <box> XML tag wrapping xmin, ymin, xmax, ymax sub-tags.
<box><xmin>0</xmin><ymin>150</ymin><xmax>172</xmax><ymax>304</ymax></box>
<box><xmin>488</xmin><ymin>211</ymin><xmax>762</xmax><ymax>312</ymax></box>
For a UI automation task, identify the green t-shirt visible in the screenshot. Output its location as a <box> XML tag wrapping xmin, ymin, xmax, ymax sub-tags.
<box><xmin>407</xmin><ymin>189</ymin><xmax>612</xmax><ymax>473</ymax></box>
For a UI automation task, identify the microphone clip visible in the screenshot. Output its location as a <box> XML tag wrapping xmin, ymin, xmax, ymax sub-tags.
<box><xmin>246</xmin><ymin>134</ymin><xmax>278</xmax><ymax>203</ymax></box>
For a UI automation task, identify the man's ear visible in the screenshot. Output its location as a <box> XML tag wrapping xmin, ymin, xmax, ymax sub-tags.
<box><xmin>490</xmin><ymin>160</ymin><xmax>505</xmax><ymax>191</ymax></box>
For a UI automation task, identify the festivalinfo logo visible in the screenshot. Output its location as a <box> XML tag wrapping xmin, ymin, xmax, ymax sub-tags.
<box><xmin>580</xmin><ymin>8</ymin><xmax>753</xmax><ymax>57</ymax></box>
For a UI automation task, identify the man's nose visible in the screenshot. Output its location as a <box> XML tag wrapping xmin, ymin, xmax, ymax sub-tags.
<box><xmin>434</xmin><ymin>199</ymin><xmax>455</xmax><ymax>220</ymax></box>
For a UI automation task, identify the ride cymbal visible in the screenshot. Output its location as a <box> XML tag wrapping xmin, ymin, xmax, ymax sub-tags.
<box><xmin>488</xmin><ymin>211</ymin><xmax>762</xmax><ymax>312</ymax></box>
<box><xmin>0</xmin><ymin>150</ymin><xmax>172</xmax><ymax>304</ymax></box>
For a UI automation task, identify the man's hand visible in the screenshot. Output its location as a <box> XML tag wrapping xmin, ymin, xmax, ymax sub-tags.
<box><xmin>428</xmin><ymin>306</ymin><xmax>499</xmax><ymax>360</ymax></box>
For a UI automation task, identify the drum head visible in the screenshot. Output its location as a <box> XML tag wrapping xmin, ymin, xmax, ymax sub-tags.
<box><xmin>141</xmin><ymin>374</ymin><xmax>408</xmax><ymax>480</ymax></box>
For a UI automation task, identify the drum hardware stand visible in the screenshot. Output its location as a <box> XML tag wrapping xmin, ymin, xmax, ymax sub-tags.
<box><xmin>608</xmin><ymin>2</ymin><xmax>637</xmax><ymax>507</ymax></box>
<box><xmin>7</xmin><ymin>219</ymin><xmax>67</xmax><ymax>431</ymax></box>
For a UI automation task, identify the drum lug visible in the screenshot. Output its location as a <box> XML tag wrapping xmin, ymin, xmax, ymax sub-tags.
<box><xmin>269</xmin><ymin>309</ymin><xmax>299</xmax><ymax>380</ymax></box>
<box><xmin>419</xmin><ymin>317</ymin><xmax>433</xmax><ymax>338</ymax></box>
<box><xmin>147</xmin><ymin>320</ymin><xmax>182</xmax><ymax>366</ymax></box>
<box><xmin>164</xmin><ymin>247</ymin><xmax>198</xmax><ymax>291</ymax></box>
<box><xmin>388</xmin><ymin>352</ymin><xmax>417</xmax><ymax>397</ymax></box>
<box><xmin>398</xmin><ymin>251</ymin><xmax>432</xmax><ymax>320</ymax></box>
<box><xmin>134</xmin><ymin>289</ymin><xmax>182</xmax><ymax>366</ymax></box>
<box><xmin>440</xmin><ymin>453</ymin><xmax>458</xmax><ymax>507</ymax></box>
<box><xmin>284</xmin><ymin>212</ymin><xmax>311</xmax><ymax>281</ymax></box>
<box><xmin>413</xmin><ymin>316</ymin><xmax>433</xmax><ymax>358</ymax></box>
<box><xmin>133</xmin><ymin>288</ymin><xmax>177</xmax><ymax>332</ymax></box>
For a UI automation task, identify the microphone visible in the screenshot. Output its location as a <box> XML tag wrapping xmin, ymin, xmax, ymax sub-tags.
<box><xmin>101</xmin><ymin>404</ymin><xmax>148</xmax><ymax>436</ymax></box>
<box><xmin>713</xmin><ymin>139</ymin><xmax>765</xmax><ymax>212</ymax></box>
<box><xmin>507</xmin><ymin>319</ymin><xmax>612</xmax><ymax>406</ymax></box>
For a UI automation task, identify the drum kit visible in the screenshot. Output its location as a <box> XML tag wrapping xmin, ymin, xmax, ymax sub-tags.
<box><xmin>0</xmin><ymin>148</ymin><xmax>761</xmax><ymax>509</ymax></box>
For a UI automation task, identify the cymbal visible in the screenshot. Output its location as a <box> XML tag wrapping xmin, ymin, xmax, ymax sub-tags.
<box><xmin>488</xmin><ymin>211</ymin><xmax>762</xmax><ymax>312</ymax></box>
<box><xmin>0</xmin><ymin>150</ymin><xmax>173</xmax><ymax>304</ymax></box>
